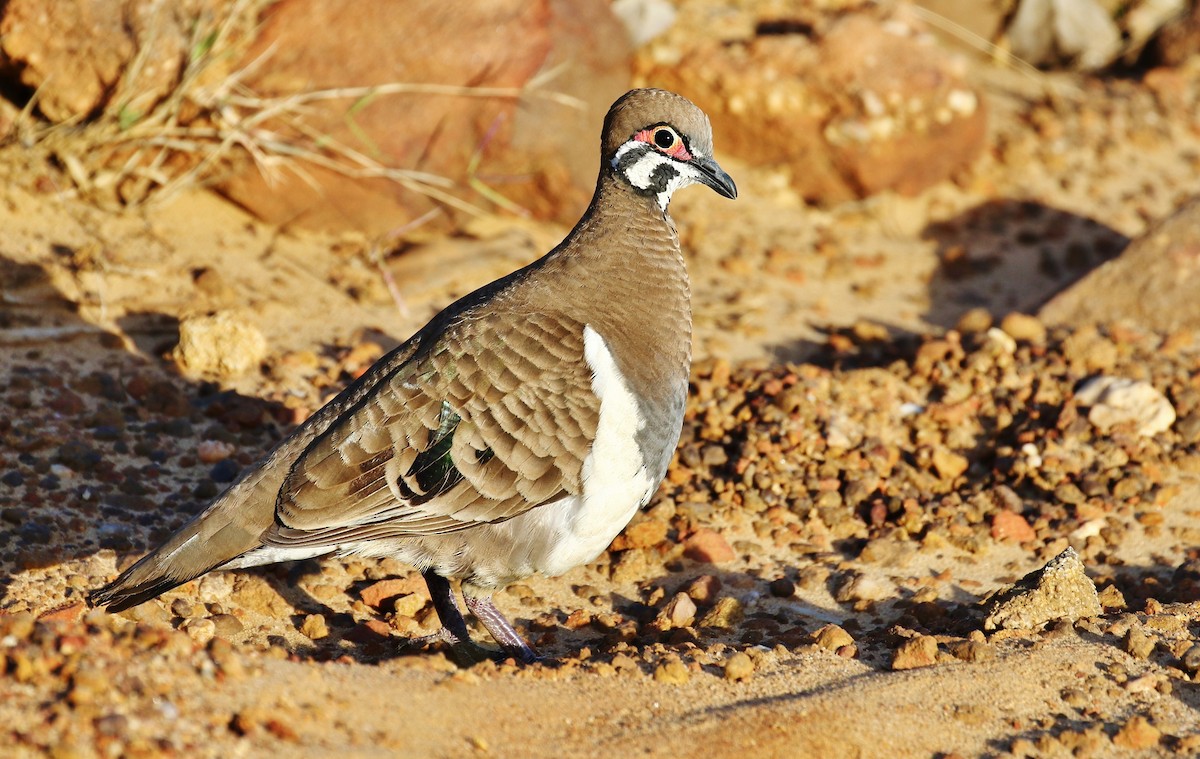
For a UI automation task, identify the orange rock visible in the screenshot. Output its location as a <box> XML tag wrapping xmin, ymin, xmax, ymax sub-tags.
<box><xmin>623</xmin><ymin>520</ymin><xmax>668</xmax><ymax>550</ymax></box>
<box><xmin>38</xmin><ymin>602</ymin><xmax>85</xmax><ymax>623</ymax></box>
<box><xmin>1113</xmin><ymin>716</ymin><xmax>1161</xmax><ymax>749</ymax></box>
<box><xmin>360</xmin><ymin>576</ymin><xmax>427</xmax><ymax>609</ymax></box>
<box><xmin>683</xmin><ymin>574</ymin><xmax>722</xmax><ymax>604</ymax></box>
<box><xmin>683</xmin><ymin>529</ymin><xmax>736</xmax><ymax>564</ymax></box>
<box><xmin>991</xmin><ymin>510</ymin><xmax>1036</xmax><ymax>543</ymax></box>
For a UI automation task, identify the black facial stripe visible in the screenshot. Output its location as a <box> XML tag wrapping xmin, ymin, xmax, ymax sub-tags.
<box><xmin>647</xmin><ymin>162</ymin><xmax>680</xmax><ymax>195</ymax></box>
<box><xmin>614</xmin><ymin>142</ymin><xmax>653</xmax><ymax>175</ymax></box>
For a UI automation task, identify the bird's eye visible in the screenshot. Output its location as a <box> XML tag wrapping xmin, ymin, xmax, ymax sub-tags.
<box><xmin>653</xmin><ymin>127</ymin><xmax>678</xmax><ymax>150</ymax></box>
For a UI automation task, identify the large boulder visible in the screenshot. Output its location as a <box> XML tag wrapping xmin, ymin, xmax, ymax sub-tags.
<box><xmin>0</xmin><ymin>0</ymin><xmax>221</xmax><ymax>123</ymax></box>
<box><xmin>636</xmin><ymin>3</ymin><xmax>987</xmax><ymax>203</ymax></box>
<box><xmin>216</xmin><ymin>0</ymin><xmax>632</xmax><ymax>232</ymax></box>
<box><xmin>1039</xmin><ymin>196</ymin><xmax>1200</xmax><ymax>331</ymax></box>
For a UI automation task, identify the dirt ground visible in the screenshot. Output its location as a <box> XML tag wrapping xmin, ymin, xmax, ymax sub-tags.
<box><xmin>3</xmin><ymin>48</ymin><xmax>1200</xmax><ymax>759</ymax></box>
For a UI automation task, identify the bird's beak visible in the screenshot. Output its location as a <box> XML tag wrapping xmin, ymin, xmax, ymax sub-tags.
<box><xmin>692</xmin><ymin>156</ymin><xmax>737</xmax><ymax>199</ymax></box>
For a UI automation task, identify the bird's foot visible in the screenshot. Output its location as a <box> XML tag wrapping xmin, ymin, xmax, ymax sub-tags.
<box><xmin>399</xmin><ymin>628</ymin><xmax>533</xmax><ymax>667</ymax></box>
<box><xmin>463</xmin><ymin>593</ymin><xmax>540</xmax><ymax>664</ymax></box>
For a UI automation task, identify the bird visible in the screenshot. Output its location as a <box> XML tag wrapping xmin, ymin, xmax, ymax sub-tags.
<box><xmin>88</xmin><ymin>88</ymin><xmax>737</xmax><ymax>663</ymax></box>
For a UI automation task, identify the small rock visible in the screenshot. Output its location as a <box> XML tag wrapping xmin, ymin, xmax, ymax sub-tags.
<box><xmin>813</xmin><ymin>624</ymin><xmax>855</xmax><ymax>652</ymax></box>
<box><xmin>955</xmin><ymin>308</ymin><xmax>993</xmax><ymax>333</ymax></box>
<box><xmin>768</xmin><ymin>577</ymin><xmax>795</xmax><ymax>598</ymax></box>
<box><xmin>1096</xmin><ymin>585</ymin><xmax>1127</xmax><ymax>610</ymax></box>
<box><xmin>1075</xmin><ymin>376</ymin><xmax>1176</xmax><ymax>437</ymax></box>
<box><xmin>172</xmin><ymin>312</ymin><xmax>268</xmax><ymax>380</ymax></box>
<box><xmin>209</xmin><ymin>638</ymin><xmax>247</xmax><ymax>680</ymax></box>
<box><xmin>932</xmin><ymin>448</ymin><xmax>969</xmax><ymax>480</ymax></box>
<box><xmin>683</xmin><ymin>575</ymin><xmax>722</xmax><ymax>604</ymax></box>
<box><xmin>892</xmin><ymin>635</ymin><xmax>939</xmax><ymax>670</ymax></box>
<box><xmin>183</xmin><ymin>617</ymin><xmax>216</xmax><ymax>645</ymax></box>
<box><xmin>654</xmin><ymin>659</ymin><xmax>691</xmax><ymax>685</ymax></box>
<box><xmin>1179</xmin><ymin>643</ymin><xmax>1200</xmax><ymax>674</ymax></box>
<box><xmin>835</xmin><ymin>572</ymin><xmax>895</xmax><ymax>604</ymax></box>
<box><xmin>1112</xmin><ymin>716</ymin><xmax>1161</xmax><ymax>750</ymax></box>
<box><xmin>991</xmin><ymin>510</ymin><xmax>1036</xmax><ymax>543</ymax></box>
<box><xmin>300</xmin><ymin>614</ymin><xmax>329</xmax><ymax>640</ymax></box>
<box><xmin>654</xmin><ymin>592</ymin><xmax>697</xmax><ymax>630</ymax></box>
<box><xmin>999</xmin><ymin>312</ymin><xmax>1046</xmax><ymax>343</ymax></box>
<box><xmin>1124</xmin><ymin>628</ymin><xmax>1156</xmax><ymax>660</ymax></box>
<box><xmin>946</xmin><ymin>639</ymin><xmax>994</xmax><ymax>663</ymax></box>
<box><xmin>621</xmin><ymin>519</ymin><xmax>668</xmax><ymax>549</ymax></box>
<box><xmin>170</xmin><ymin>598</ymin><xmax>196</xmax><ymax>618</ymax></box>
<box><xmin>198</xmin><ymin>573</ymin><xmax>234</xmax><ymax>604</ymax></box>
<box><xmin>197</xmin><ymin>440</ymin><xmax>236</xmax><ymax>464</ymax></box>
<box><xmin>683</xmin><ymin>529</ymin><xmax>736</xmax><ymax>563</ymax></box>
<box><xmin>37</xmin><ymin>602</ymin><xmax>85</xmax><ymax>623</ymax></box>
<box><xmin>211</xmin><ymin>613</ymin><xmax>244</xmax><ymax>638</ymax></box>
<box><xmin>982</xmin><ymin>548</ymin><xmax>1102</xmax><ymax>631</ymax></box>
<box><xmin>698</xmin><ymin>597</ymin><xmax>744</xmax><ymax>629</ymax></box>
<box><xmin>391</xmin><ymin>593</ymin><xmax>426</xmax><ymax>618</ymax></box>
<box><xmin>345</xmin><ymin>619</ymin><xmax>392</xmax><ymax>643</ymax></box>
<box><xmin>723</xmin><ymin>651</ymin><xmax>754</xmax><ymax>681</ymax></box>
<box><xmin>360</xmin><ymin>577</ymin><xmax>425</xmax><ymax>609</ymax></box>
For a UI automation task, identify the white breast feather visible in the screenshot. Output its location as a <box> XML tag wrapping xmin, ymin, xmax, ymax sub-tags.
<box><xmin>533</xmin><ymin>325</ymin><xmax>652</xmax><ymax>575</ymax></box>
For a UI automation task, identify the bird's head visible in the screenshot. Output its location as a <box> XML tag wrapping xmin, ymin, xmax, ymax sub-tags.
<box><xmin>603</xmin><ymin>88</ymin><xmax>737</xmax><ymax>211</ymax></box>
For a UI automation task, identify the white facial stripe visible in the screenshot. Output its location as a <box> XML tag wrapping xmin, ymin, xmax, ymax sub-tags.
<box><xmin>613</xmin><ymin>138</ymin><xmax>705</xmax><ymax>211</ymax></box>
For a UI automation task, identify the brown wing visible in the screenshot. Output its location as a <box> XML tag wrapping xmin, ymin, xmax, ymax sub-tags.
<box><xmin>262</xmin><ymin>310</ymin><xmax>599</xmax><ymax>548</ymax></box>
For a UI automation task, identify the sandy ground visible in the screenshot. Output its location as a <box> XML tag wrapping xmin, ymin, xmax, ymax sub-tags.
<box><xmin>3</xmin><ymin>55</ymin><xmax>1200</xmax><ymax>758</ymax></box>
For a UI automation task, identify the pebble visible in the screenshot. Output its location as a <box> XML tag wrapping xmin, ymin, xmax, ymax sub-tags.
<box><xmin>999</xmin><ymin>312</ymin><xmax>1047</xmax><ymax>344</ymax></box>
<box><xmin>653</xmin><ymin>659</ymin><xmax>691</xmax><ymax>685</ymax></box>
<box><xmin>1124</xmin><ymin>628</ymin><xmax>1156</xmax><ymax>659</ymax></box>
<box><xmin>1096</xmin><ymin>585</ymin><xmax>1127</xmax><ymax>610</ymax></box>
<box><xmin>991</xmin><ymin>510</ymin><xmax>1036</xmax><ymax>543</ymax></box>
<box><xmin>300</xmin><ymin>614</ymin><xmax>329</xmax><ymax>640</ymax></box>
<box><xmin>183</xmin><ymin>617</ymin><xmax>216</xmax><ymax>645</ymax></box>
<box><xmin>211</xmin><ymin>613</ymin><xmax>244</xmax><ymax>637</ymax></box>
<box><xmin>1111</xmin><ymin>716</ymin><xmax>1161</xmax><ymax>749</ymax></box>
<box><xmin>360</xmin><ymin>576</ymin><xmax>426</xmax><ymax>609</ymax></box>
<box><xmin>1075</xmin><ymin>376</ymin><xmax>1176</xmax><ymax>437</ymax></box>
<box><xmin>197</xmin><ymin>440</ymin><xmax>236</xmax><ymax>464</ymax></box>
<box><xmin>932</xmin><ymin>448</ymin><xmax>968</xmax><ymax>480</ymax></box>
<box><xmin>654</xmin><ymin>592</ymin><xmax>697</xmax><ymax>629</ymax></box>
<box><xmin>172</xmin><ymin>312</ymin><xmax>268</xmax><ymax>379</ymax></box>
<box><xmin>209</xmin><ymin>459</ymin><xmax>241</xmax><ymax>483</ymax></box>
<box><xmin>835</xmin><ymin>572</ymin><xmax>895</xmax><ymax>603</ymax></box>
<box><xmin>891</xmin><ymin>635</ymin><xmax>939</xmax><ymax>670</ymax></box>
<box><xmin>812</xmin><ymin>624</ymin><xmax>854</xmax><ymax>652</ymax></box>
<box><xmin>946</xmin><ymin>639</ymin><xmax>994</xmax><ymax>663</ymax></box>
<box><xmin>1179</xmin><ymin>643</ymin><xmax>1200</xmax><ymax>674</ymax></box>
<box><xmin>620</xmin><ymin>519</ymin><xmax>668</xmax><ymax>550</ymax></box>
<box><xmin>723</xmin><ymin>651</ymin><xmax>754</xmax><ymax>681</ymax></box>
<box><xmin>683</xmin><ymin>575</ymin><xmax>722</xmax><ymax>604</ymax></box>
<box><xmin>698</xmin><ymin>597</ymin><xmax>744</xmax><ymax>629</ymax></box>
<box><xmin>683</xmin><ymin>529</ymin><xmax>736</xmax><ymax>563</ymax></box>
<box><xmin>767</xmin><ymin>577</ymin><xmax>795</xmax><ymax>598</ymax></box>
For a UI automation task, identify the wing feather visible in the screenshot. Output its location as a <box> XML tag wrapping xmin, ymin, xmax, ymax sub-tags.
<box><xmin>262</xmin><ymin>308</ymin><xmax>599</xmax><ymax>549</ymax></box>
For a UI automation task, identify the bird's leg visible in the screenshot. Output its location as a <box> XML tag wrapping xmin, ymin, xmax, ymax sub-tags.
<box><xmin>421</xmin><ymin>570</ymin><xmax>472</xmax><ymax>644</ymax></box>
<box><xmin>404</xmin><ymin>570</ymin><xmax>495</xmax><ymax>666</ymax></box>
<box><xmin>462</xmin><ymin>592</ymin><xmax>539</xmax><ymax>664</ymax></box>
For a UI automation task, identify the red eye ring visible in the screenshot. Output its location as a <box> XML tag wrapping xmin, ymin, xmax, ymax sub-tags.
<box><xmin>634</xmin><ymin>126</ymin><xmax>692</xmax><ymax>161</ymax></box>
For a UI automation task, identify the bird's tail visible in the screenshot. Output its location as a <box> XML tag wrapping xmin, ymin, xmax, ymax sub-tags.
<box><xmin>88</xmin><ymin>461</ymin><xmax>285</xmax><ymax>612</ymax></box>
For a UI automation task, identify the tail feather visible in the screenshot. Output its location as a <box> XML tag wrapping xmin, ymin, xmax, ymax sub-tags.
<box><xmin>88</xmin><ymin>569</ymin><xmax>209</xmax><ymax>613</ymax></box>
<box><xmin>87</xmin><ymin>460</ymin><xmax>287</xmax><ymax>611</ymax></box>
<box><xmin>87</xmin><ymin>341</ymin><xmax>410</xmax><ymax>611</ymax></box>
